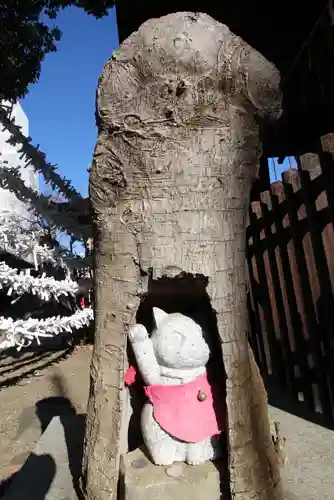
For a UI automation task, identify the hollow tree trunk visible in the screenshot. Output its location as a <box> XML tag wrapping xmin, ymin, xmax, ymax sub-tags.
<box><xmin>83</xmin><ymin>12</ymin><xmax>284</xmax><ymax>500</ymax></box>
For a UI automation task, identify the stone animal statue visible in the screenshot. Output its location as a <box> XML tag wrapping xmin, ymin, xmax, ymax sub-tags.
<box><xmin>126</xmin><ymin>307</ymin><xmax>225</xmax><ymax>466</ymax></box>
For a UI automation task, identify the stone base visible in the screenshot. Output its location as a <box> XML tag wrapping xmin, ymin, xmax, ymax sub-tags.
<box><xmin>120</xmin><ymin>447</ymin><xmax>223</xmax><ymax>500</ymax></box>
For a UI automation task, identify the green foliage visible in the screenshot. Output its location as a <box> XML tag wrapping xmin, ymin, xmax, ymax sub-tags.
<box><xmin>0</xmin><ymin>0</ymin><xmax>115</xmax><ymax>102</ymax></box>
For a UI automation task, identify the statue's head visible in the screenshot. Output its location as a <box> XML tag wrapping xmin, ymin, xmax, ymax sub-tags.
<box><xmin>151</xmin><ymin>307</ymin><xmax>210</xmax><ymax>370</ymax></box>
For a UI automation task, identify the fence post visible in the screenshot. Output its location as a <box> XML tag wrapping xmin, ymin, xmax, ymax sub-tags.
<box><xmin>321</xmin><ymin>133</ymin><xmax>334</xmax><ymax>154</ymax></box>
<box><xmin>299</xmin><ymin>153</ymin><xmax>321</xmax><ymax>179</ymax></box>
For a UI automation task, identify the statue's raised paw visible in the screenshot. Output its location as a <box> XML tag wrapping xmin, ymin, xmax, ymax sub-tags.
<box><xmin>128</xmin><ymin>323</ymin><xmax>149</xmax><ymax>343</ymax></box>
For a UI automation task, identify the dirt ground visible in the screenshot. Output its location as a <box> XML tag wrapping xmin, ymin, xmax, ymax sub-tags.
<box><xmin>0</xmin><ymin>342</ymin><xmax>333</xmax><ymax>500</ymax></box>
<box><xmin>0</xmin><ymin>344</ymin><xmax>92</xmax><ymax>484</ymax></box>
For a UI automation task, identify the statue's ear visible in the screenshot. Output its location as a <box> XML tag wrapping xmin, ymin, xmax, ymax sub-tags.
<box><xmin>153</xmin><ymin>307</ymin><xmax>168</xmax><ymax>328</ymax></box>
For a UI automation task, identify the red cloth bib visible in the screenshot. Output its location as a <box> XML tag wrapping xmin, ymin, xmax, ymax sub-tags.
<box><xmin>125</xmin><ymin>367</ymin><xmax>224</xmax><ymax>443</ymax></box>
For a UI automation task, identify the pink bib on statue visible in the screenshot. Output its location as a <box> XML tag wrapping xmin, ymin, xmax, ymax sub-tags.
<box><xmin>144</xmin><ymin>373</ymin><xmax>224</xmax><ymax>443</ymax></box>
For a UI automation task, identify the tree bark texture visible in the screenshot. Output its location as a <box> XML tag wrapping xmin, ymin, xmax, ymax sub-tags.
<box><xmin>83</xmin><ymin>12</ymin><xmax>284</xmax><ymax>500</ymax></box>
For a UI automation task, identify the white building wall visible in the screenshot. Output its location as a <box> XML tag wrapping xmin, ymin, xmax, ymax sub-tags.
<box><xmin>0</xmin><ymin>101</ymin><xmax>38</xmax><ymax>225</ymax></box>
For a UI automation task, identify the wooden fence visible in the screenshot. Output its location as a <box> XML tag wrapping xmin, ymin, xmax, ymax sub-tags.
<box><xmin>247</xmin><ymin>133</ymin><xmax>334</xmax><ymax>423</ymax></box>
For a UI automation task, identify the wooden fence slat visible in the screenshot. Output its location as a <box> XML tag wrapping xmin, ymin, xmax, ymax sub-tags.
<box><xmin>321</xmin><ymin>133</ymin><xmax>334</xmax><ymax>153</ymax></box>
<box><xmin>248</xmin><ymin>201</ymin><xmax>286</xmax><ymax>384</ymax></box>
<box><xmin>259</xmin><ymin>190</ymin><xmax>300</xmax><ymax>400</ymax></box>
<box><xmin>246</xmin><ymin>247</ymin><xmax>270</xmax><ymax>374</ymax></box>
<box><xmin>319</xmin><ymin>151</ymin><xmax>334</xmax><ymax>299</ymax></box>
<box><xmin>283</xmin><ymin>169</ymin><xmax>333</xmax><ymax>419</ymax></box>
<box><xmin>247</xmin><ymin>284</ymin><xmax>261</xmax><ymax>365</ymax></box>
<box><xmin>296</xmin><ymin>156</ymin><xmax>322</xmax><ymax>318</ymax></box>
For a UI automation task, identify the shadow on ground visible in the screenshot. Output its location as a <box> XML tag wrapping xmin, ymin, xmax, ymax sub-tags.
<box><xmin>0</xmin><ymin>373</ymin><xmax>86</xmax><ymax>500</ymax></box>
<box><xmin>0</xmin><ymin>326</ymin><xmax>92</xmax><ymax>390</ymax></box>
<box><xmin>0</xmin><ymin>454</ymin><xmax>56</xmax><ymax>500</ymax></box>
<box><xmin>265</xmin><ymin>377</ymin><xmax>334</xmax><ymax>431</ymax></box>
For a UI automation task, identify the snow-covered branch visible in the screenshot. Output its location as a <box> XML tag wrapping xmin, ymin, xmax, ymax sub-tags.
<box><xmin>0</xmin><ymin>164</ymin><xmax>90</xmax><ymax>240</ymax></box>
<box><xmin>0</xmin><ymin>307</ymin><xmax>94</xmax><ymax>350</ymax></box>
<box><xmin>0</xmin><ymin>262</ymin><xmax>79</xmax><ymax>301</ymax></box>
<box><xmin>35</xmin><ymin>244</ymin><xmax>92</xmax><ymax>270</ymax></box>
<box><xmin>0</xmin><ymin>216</ymin><xmax>91</xmax><ymax>270</ymax></box>
<box><xmin>0</xmin><ymin>105</ymin><xmax>82</xmax><ymax>202</ymax></box>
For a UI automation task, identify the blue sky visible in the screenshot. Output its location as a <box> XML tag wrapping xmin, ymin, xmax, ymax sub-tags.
<box><xmin>269</xmin><ymin>157</ymin><xmax>297</xmax><ymax>183</ymax></box>
<box><xmin>22</xmin><ymin>6</ymin><xmax>119</xmax><ymax>198</ymax></box>
<box><xmin>21</xmin><ymin>7</ymin><xmax>296</xmax><ymax>200</ymax></box>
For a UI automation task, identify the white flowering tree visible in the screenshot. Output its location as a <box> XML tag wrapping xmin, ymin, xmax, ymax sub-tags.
<box><xmin>0</xmin><ymin>103</ymin><xmax>93</xmax><ymax>351</ymax></box>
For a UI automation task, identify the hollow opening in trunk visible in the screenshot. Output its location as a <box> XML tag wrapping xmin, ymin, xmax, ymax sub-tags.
<box><xmin>127</xmin><ymin>271</ymin><xmax>229</xmax><ymax>474</ymax></box>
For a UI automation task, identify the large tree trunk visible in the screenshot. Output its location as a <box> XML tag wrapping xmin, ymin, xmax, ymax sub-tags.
<box><xmin>83</xmin><ymin>12</ymin><xmax>284</xmax><ymax>500</ymax></box>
